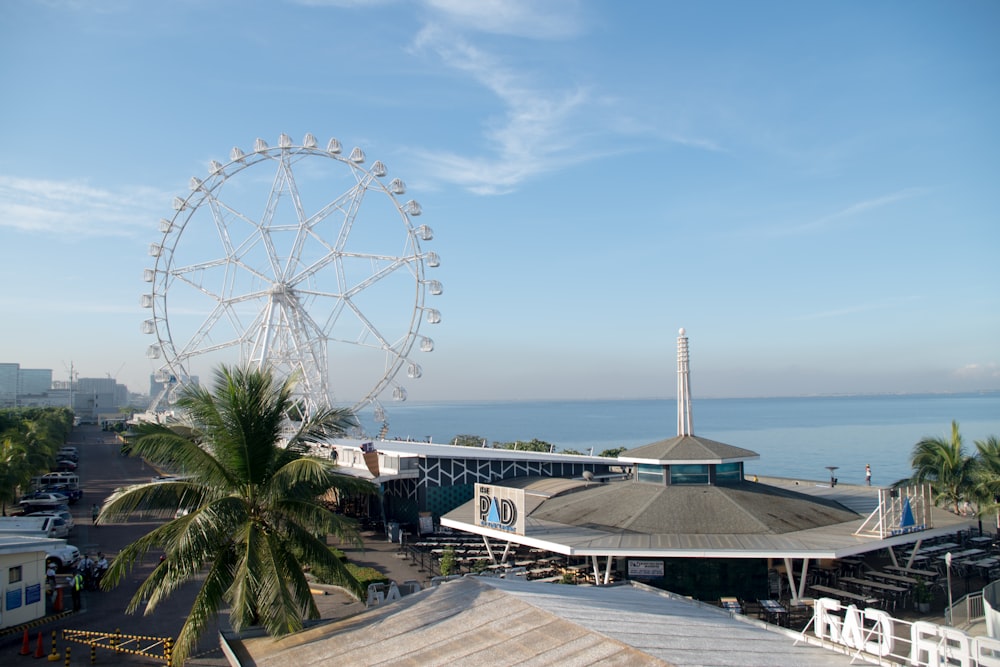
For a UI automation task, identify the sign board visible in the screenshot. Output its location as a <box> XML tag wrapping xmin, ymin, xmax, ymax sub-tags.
<box><xmin>475</xmin><ymin>484</ymin><xmax>526</xmax><ymax>535</ymax></box>
<box><xmin>628</xmin><ymin>560</ymin><xmax>664</xmax><ymax>577</ymax></box>
<box><xmin>855</xmin><ymin>484</ymin><xmax>933</xmax><ymax>539</ymax></box>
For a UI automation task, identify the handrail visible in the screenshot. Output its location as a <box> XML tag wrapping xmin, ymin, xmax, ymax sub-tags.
<box><xmin>948</xmin><ymin>591</ymin><xmax>985</xmax><ymax>629</ymax></box>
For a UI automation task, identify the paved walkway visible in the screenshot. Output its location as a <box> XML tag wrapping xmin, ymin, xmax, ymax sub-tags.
<box><xmin>0</xmin><ymin>425</ymin><xmax>430</xmax><ymax>666</ymax></box>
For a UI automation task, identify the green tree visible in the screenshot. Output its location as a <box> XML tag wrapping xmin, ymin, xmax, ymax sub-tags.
<box><xmin>99</xmin><ymin>365</ymin><xmax>375</xmax><ymax>665</ymax></box>
<box><xmin>495</xmin><ymin>439</ymin><xmax>554</xmax><ymax>452</ymax></box>
<box><xmin>971</xmin><ymin>435</ymin><xmax>1000</xmax><ymax>531</ymax></box>
<box><xmin>908</xmin><ymin>420</ymin><xmax>977</xmax><ymax>513</ymax></box>
<box><xmin>0</xmin><ymin>434</ymin><xmax>30</xmax><ymax>515</ymax></box>
<box><xmin>439</xmin><ymin>545</ymin><xmax>456</xmax><ymax>576</ymax></box>
<box><xmin>599</xmin><ymin>447</ymin><xmax>627</xmax><ymax>458</ymax></box>
<box><xmin>451</xmin><ymin>434</ymin><xmax>487</xmax><ymax>447</ymax></box>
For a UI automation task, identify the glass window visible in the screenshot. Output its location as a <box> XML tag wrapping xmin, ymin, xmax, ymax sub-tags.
<box><xmin>636</xmin><ymin>464</ymin><xmax>665</xmax><ymax>484</ymax></box>
<box><xmin>716</xmin><ymin>462</ymin><xmax>742</xmax><ymax>483</ymax></box>
<box><xmin>670</xmin><ymin>464</ymin><xmax>710</xmax><ymax>485</ymax></box>
<box><xmin>9</xmin><ymin>566</ymin><xmax>22</xmax><ymax>584</ymax></box>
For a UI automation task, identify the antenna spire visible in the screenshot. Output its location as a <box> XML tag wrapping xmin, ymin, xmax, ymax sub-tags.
<box><xmin>677</xmin><ymin>328</ymin><xmax>693</xmax><ymax>436</ymax></box>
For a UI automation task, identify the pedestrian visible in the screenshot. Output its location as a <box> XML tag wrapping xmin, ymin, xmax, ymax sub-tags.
<box><xmin>91</xmin><ymin>503</ymin><xmax>100</xmax><ymax>525</ymax></box>
<box><xmin>46</xmin><ymin>563</ymin><xmax>56</xmax><ymax>592</ymax></box>
<box><xmin>865</xmin><ymin>464</ymin><xmax>872</xmax><ymax>486</ymax></box>
<box><xmin>71</xmin><ymin>571</ymin><xmax>84</xmax><ymax>611</ymax></box>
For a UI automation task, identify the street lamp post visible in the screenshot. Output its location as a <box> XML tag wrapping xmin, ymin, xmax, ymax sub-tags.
<box><xmin>945</xmin><ymin>552</ymin><xmax>954</xmax><ymax>625</ymax></box>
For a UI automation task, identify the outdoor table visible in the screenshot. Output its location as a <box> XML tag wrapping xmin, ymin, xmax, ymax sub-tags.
<box><xmin>870</xmin><ymin>571</ymin><xmax>918</xmax><ymax>586</ymax></box>
<box><xmin>939</xmin><ymin>548</ymin><xmax>985</xmax><ymax>563</ymax></box>
<box><xmin>885</xmin><ymin>565</ymin><xmax>937</xmax><ymax>579</ymax></box>
<box><xmin>810</xmin><ymin>584</ymin><xmax>880</xmax><ymax>607</ymax></box>
<box><xmin>757</xmin><ymin>599</ymin><xmax>788</xmax><ymax>626</ymax></box>
<box><xmin>720</xmin><ymin>597</ymin><xmax>743</xmax><ymax>614</ymax></box>
<box><xmin>841</xmin><ymin>577</ymin><xmax>907</xmax><ymax>592</ymax></box>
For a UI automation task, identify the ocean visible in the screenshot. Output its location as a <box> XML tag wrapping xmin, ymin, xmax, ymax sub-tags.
<box><xmin>360</xmin><ymin>392</ymin><xmax>1000</xmax><ymax>487</ymax></box>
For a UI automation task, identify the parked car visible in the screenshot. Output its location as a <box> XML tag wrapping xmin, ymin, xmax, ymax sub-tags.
<box><xmin>42</xmin><ymin>483</ymin><xmax>82</xmax><ymax>503</ymax></box>
<box><xmin>30</xmin><ymin>508</ymin><xmax>75</xmax><ymax>533</ymax></box>
<box><xmin>19</xmin><ymin>491</ymin><xmax>69</xmax><ymax>509</ymax></box>
<box><xmin>56</xmin><ymin>448</ymin><xmax>79</xmax><ymax>462</ymax></box>
<box><xmin>54</xmin><ymin>458</ymin><xmax>78</xmax><ymax>471</ymax></box>
<box><xmin>45</xmin><ymin>544</ymin><xmax>82</xmax><ymax>571</ymax></box>
<box><xmin>35</xmin><ymin>515</ymin><xmax>70</xmax><ymax>538</ymax></box>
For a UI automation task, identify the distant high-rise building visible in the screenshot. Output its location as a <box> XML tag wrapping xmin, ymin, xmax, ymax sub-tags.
<box><xmin>19</xmin><ymin>368</ymin><xmax>52</xmax><ymax>396</ymax></box>
<box><xmin>0</xmin><ymin>363</ymin><xmax>20</xmax><ymax>407</ymax></box>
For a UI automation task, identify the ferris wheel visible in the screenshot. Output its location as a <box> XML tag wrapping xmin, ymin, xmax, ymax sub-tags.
<box><xmin>141</xmin><ymin>133</ymin><xmax>441</xmax><ymax>430</ymax></box>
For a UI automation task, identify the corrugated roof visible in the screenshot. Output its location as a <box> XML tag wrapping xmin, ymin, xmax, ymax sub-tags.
<box><xmin>233</xmin><ymin>577</ymin><xmax>858</xmax><ymax>667</ymax></box>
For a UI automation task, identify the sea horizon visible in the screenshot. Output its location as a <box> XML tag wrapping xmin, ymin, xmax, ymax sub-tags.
<box><xmin>358</xmin><ymin>392</ymin><xmax>1000</xmax><ymax>488</ymax></box>
<box><xmin>396</xmin><ymin>388</ymin><xmax>1000</xmax><ymax>406</ymax></box>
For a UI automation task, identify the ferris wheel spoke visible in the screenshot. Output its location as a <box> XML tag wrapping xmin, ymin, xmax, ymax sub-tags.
<box><xmin>146</xmin><ymin>133</ymin><xmax>440</xmax><ymax>425</ymax></box>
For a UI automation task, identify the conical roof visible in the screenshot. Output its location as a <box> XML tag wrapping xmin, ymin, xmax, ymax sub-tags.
<box><xmin>619</xmin><ymin>434</ymin><xmax>759</xmax><ymax>464</ymax></box>
<box><xmin>525</xmin><ymin>477</ymin><xmax>858</xmax><ymax>534</ymax></box>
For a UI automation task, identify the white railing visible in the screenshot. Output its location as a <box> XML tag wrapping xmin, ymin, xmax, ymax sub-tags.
<box><xmin>801</xmin><ymin>597</ymin><xmax>1000</xmax><ymax>666</ymax></box>
<box><xmin>950</xmin><ymin>591</ymin><xmax>986</xmax><ymax>629</ymax></box>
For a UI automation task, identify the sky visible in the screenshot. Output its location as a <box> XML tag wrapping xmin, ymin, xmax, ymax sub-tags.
<box><xmin>0</xmin><ymin>0</ymin><xmax>998</xmax><ymax>406</ymax></box>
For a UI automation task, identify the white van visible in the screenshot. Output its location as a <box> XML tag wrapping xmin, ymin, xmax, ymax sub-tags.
<box><xmin>32</xmin><ymin>472</ymin><xmax>80</xmax><ymax>489</ymax></box>
<box><xmin>0</xmin><ymin>516</ymin><xmax>58</xmax><ymax>538</ymax></box>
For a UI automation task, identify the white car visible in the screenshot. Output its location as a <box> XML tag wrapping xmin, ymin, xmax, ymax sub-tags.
<box><xmin>30</xmin><ymin>509</ymin><xmax>75</xmax><ymax>533</ymax></box>
<box><xmin>19</xmin><ymin>492</ymin><xmax>69</xmax><ymax>509</ymax></box>
<box><xmin>45</xmin><ymin>544</ymin><xmax>81</xmax><ymax>571</ymax></box>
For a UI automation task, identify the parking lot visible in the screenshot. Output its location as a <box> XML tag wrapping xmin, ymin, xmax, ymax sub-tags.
<box><xmin>1</xmin><ymin>424</ymin><xmax>227</xmax><ymax>665</ymax></box>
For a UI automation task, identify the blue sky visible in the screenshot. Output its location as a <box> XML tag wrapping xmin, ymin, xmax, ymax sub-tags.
<box><xmin>0</xmin><ymin>0</ymin><xmax>997</xmax><ymax>404</ymax></box>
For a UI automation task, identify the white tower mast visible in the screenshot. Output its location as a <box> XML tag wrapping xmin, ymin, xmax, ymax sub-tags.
<box><xmin>676</xmin><ymin>328</ymin><xmax>693</xmax><ymax>436</ymax></box>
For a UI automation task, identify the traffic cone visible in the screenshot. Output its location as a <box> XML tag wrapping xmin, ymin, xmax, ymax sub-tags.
<box><xmin>19</xmin><ymin>629</ymin><xmax>30</xmax><ymax>655</ymax></box>
<box><xmin>52</xmin><ymin>588</ymin><xmax>63</xmax><ymax>613</ymax></box>
<box><xmin>34</xmin><ymin>632</ymin><xmax>44</xmax><ymax>658</ymax></box>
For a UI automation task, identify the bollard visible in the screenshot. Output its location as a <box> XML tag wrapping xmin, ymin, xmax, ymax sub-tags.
<box><xmin>46</xmin><ymin>630</ymin><xmax>60</xmax><ymax>662</ymax></box>
<box><xmin>90</xmin><ymin>641</ymin><xmax>96</xmax><ymax>665</ymax></box>
<box><xmin>165</xmin><ymin>637</ymin><xmax>173</xmax><ymax>667</ymax></box>
<box><xmin>113</xmin><ymin>628</ymin><xmax>120</xmax><ymax>655</ymax></box>
<box><xmin>63</xmin><ymin>645</ymin><xmax>70</xmax><ymax>667</ymax></box>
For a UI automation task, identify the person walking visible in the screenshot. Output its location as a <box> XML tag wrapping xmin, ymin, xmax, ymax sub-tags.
<box><xmin>91</xmin><ymin>503</ymin><xmax>100</xmax><ymax>525</ymax></box>
<box><xmin>865</xmin><ymin>464</ymin><xmax>872</xmax><ymax>486</ymax></box>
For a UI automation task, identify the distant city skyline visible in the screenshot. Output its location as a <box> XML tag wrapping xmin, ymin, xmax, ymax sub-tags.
<box><xmin>1</xmin><ymin>1</ymin><xmax>997</xmax><ymax>404</ymax></box>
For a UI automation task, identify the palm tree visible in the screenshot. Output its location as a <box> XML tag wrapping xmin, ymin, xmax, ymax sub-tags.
<box><xmin>971</xmin><ymin>435</ymin><xmax>1000</xmax><ymax>531</ymax></box>
<box><xmin>909</xmin><ymin>420</ymin><xmax>977</xmax><ymax>513</ymax></box>
<box><xmin>99</xmin><ymin>365</ymin><xmax>375</xmax><ymax>665</ymax></box>
<box><xmin>0</xmin><ymin>434</ymin><xmax>30</xmax><ymax>515</ymax></box>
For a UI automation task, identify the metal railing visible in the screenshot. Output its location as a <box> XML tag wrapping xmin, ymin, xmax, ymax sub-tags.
<box><xmin>949</xmin><ymin>591</ymin><xmax>986</xmax><ymax>629</ymax></box>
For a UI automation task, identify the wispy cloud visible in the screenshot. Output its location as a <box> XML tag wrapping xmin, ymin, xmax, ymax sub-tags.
<box><xmin>425</xmin><ymin>0</ymin><xmax>586</xmax><ymax>39</ymax></box>
<box><xmin>794</xmin><ymin>295</ymin><xmax>922</xmax><ymax>321</ymax></box>
<box><xmin>0</xmin><ymin>176</ymin><xmax>165</xmax><ymax>237</ymax></box>
<box><xmin>761</xmin><ymin>188</ymin><xmax>928</xmax><ymax>237</ymax></box>
<box><xmin>953</xmin><ymin>362</ymin><xmax>1000</xmax><ymax>381</ymax></box>
<box><xmin>412</xmin><ymin>24</ymin><xmax>601</xmax><ymax>194</ymax></box>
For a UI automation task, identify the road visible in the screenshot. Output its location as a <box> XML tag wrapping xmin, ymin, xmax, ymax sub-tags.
<box><xmin>1</xmin><ymin>424</ymin><xmax>226</xmax><ymax>665</ymax></box>
<box><xmin>1</xmin><ymin>423</ymin><xmax>432</xmax><ymax>665</ymax></box>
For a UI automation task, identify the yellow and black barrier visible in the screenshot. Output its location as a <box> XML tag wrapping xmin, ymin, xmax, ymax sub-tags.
<box><xmin>62</xmin><ymin>628</ymin><xmax>174</xmax><ymax>666</ymax></box>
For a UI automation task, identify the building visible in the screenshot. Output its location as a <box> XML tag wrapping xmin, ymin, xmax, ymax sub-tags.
<box><xmin>0</xmin><ymin>363</ymin><xmax>18</xmax><ymax>407</ymax></box>
<box><xmin>435</xmin><ymin>331</ymin><xmax>974</xmax><ymax>603</ymax></box>
<box><xmin>18</xmin><ymin>368</ymin><xmax>52</xmax><ymax>397</ymax></box>
<box><xmin>0</xmin><ymin>535</ymin><xmax>56</xmax><ymax>630</ymax></box>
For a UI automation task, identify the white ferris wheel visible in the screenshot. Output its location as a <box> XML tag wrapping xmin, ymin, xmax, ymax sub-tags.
<box><xmin>142</xmin><ymin>133</ymin><xmax>441</xmax><ymax>432</ymax></box>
